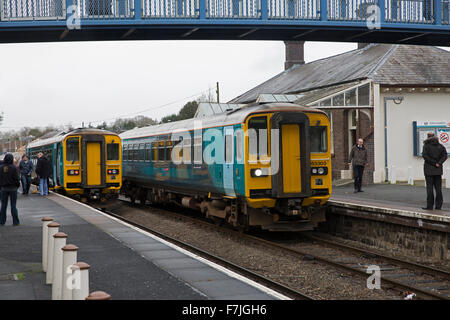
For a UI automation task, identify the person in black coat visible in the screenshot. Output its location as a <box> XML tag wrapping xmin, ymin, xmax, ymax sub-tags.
<box><xmin>421</xmin><ymin>132</ymin><xmax>448</xmax><ymax>210</ymax></box>
<box><xmin>35</xmin><ymin>152</ymin><xmax>52</xmax><ymax>196</ymax></box>
<box><xmin>19</xmin><ymin>154</ymin><xmax>33</xmax><ymax>195</ymax></box>
<box><xmin>0</xmin><ymin>153</ymin><xmax>21</xmax><ymax>226</ymax></box>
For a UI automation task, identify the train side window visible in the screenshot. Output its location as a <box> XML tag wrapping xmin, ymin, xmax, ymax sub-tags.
<box><xmin>182</xmin><ymin>138</ymin><xmax>191</xmax><ymax>163</ymax></box>
<box><xmin>128</xmin><ymin>145</ymin><xmax>133</xmax><ymax>161</ymax></box>
<box><xmin>145</xmin><ymin>143</ymin><xmax>151</xmax><ymax>162</ymax></box>
<box><xmin>166</xmin><ymin>141</ymin><xmax>173</xmax><ymax>162</ymax></box>
<box><xmin>158</xmin><ymin>141</ymin><xmax>165</xmax><ymax>161</ymax></box>
<box><xmin>235</xmin><ymin>130</ymin><xmax>243</xmax><ymax>163</ymax></box>
<box><xmin>123</xmin><ymin>145</ymin><xmax>128</xmax><ymax>162</ymax></box>
<box><xmin>248</xmin><ymin>116</ymin><xmax>268</xmax><ymax>161</ymax></box>
<box><xmin>107</xmin><ymin>143</ymin><xmax>120</xmax><ymax>161</ymax></box>
<box><xmin>225</xmin><ymin>133</ymin><xmax>233</xmax><ymax>164</ymax></box>
<box><xmin>193</xmin><ymin>136</ymin><xmax>202</xmax><ymax>164</ymax></box>
<box><xmin>138</xmin><ymin>143</ymin><xmax>145</xmax><ymax>161</ymax></box>
<box><xmin>66</xmin><ymin>137</ymin><xmax>79</xmax><ymax>162</ymax></box>
<box><xmin>133</xmin><ymin>144</ymin><xmax>139</xmax><ymax>161</ymax></box>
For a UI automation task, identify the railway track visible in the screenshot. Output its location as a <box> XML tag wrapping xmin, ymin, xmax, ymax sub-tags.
<box><xmin>97</xmin><ymin>198</ymin><xmax>450</xmax><ymax>300</ymax></box>
<box><xmin>95</xmin><ymin>205</ymin><xmax>314</xmax><ymax>300</ymax></box>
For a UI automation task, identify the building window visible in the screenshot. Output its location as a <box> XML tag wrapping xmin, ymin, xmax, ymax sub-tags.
<box><xmin>345</xmin><ymin>88</ymin><xmax>357</xmax><ymax>106</ymax></box>
<box><xmin>358</xmin><ymin>84</ymin><xmax>370</xmax><ymax>105</ymax></box>
<box><xmin>324</xmin><ymin>110</ymin><xmax>334</xmax><ymax>154</ymax></box>
<box><xmin>348</xmin><ymin>110</ymin><xmax>358</xmax><ymax>150</ymax></box>
<box><xmin>332</xmin><ymin>93</ymin><xmax>344</xmax><ymax>106</ymax></box>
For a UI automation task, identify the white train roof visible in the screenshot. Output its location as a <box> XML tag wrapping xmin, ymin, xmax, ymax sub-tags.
<box><xmin>27</xmin><ymin>128</ymin><xmax>118</xmax><ymax>149</ymax></box>
<box><xmin>120</xmin><ymin>102</ymin><xmax>325</xmax><ymax>141</ymax></box>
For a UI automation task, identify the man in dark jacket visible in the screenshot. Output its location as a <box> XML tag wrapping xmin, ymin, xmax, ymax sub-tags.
<box><xmin>348</xmin><ymin>138</ymin><xmax>368</xmax><ymax>193</ymax></box>
<box><xmin>19</xmin><ymin>154</ymin><xmax>33</xmax><ymax>195</ymax></box>
<box><xmin>421</xmin><ymin>132</ymin><xmax>448</xmax><ymax>210</ymax></box>
<box><xmin>35</xmin><ymin>152</ymin><xmax>52</xmax><ymax>196</ymax></box>
<box><xmin>0</xmin><ymin>153</ymin><xmax>21</xmax><ymax>226</ymax></box>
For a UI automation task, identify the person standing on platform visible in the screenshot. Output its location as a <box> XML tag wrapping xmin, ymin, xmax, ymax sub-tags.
<box><xmin>421</xmin><ymin>132</ymin><xmax>448</xmax><ymax>210</ymax></box>
<box><xmin>348</xmin><ymin>138</ymin><xmax>368</xmax><ymax>193</ymax></box>
<box><xmin>0</xmin><ymin>153</ymin><xmax>21</xmax><ymax>226</ymax></box>
<box><xmin>35</xmin><ymin>152</ymin><xmax>51</xmax><ymax>196</ymax></box>
<box><xmin>19</xmin><ymin>155</ymin><xmax>33</xmax><ymax>195</ymax></box>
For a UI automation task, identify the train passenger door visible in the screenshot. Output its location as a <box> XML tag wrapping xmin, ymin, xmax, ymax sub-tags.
<box><xmin>86</xmin><ymin>142</ymin><xmax>101</xmax><ymax>185</ymax></box>
<box><xmin>281</xmin><ymin>124</ymin><xmax>302</xmax><ymax>193</ymax></box>
<box><xmin>223</xmin><ymin>127</ymin><xmax>235</xmax><ymax>196</ymax></box>
<box><xmin>271</xmin><ymin>112</ymin><xmax>311</xmax><ymax>198</ymax></box>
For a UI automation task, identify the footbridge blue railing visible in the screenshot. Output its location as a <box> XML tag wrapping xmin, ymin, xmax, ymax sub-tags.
<box><xmin>0</xmin><ymin>0</ymin><xmax>448</xmax><ymax>44</ymax></box>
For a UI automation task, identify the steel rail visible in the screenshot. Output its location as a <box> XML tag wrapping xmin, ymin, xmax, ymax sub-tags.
<box><xmin>96</xmin><ymin>206</ymin><xmax>315</xmax><ymax>301</ymax></box>
<box><xmin>109</xmin><ymin>199</ymin><xmax>449</xmax><ymax>300</ymax></box>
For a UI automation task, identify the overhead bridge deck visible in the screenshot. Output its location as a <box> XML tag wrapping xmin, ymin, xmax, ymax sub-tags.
<box><xmin>0</xmin><ymin>0</ymin><xmax>449</xmax><ymax>45</ymax></box>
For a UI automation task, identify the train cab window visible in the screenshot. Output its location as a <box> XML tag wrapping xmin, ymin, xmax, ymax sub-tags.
<box><xmin>248</xmin><ymin>116</ymin><xmax>268</xmax><ymax>161</ymax></box>
<box><xmin>66</xmin><ymin>137</ymin><xmax>79</xmax><ymax>162</ymax></box>
<box><xmin>107</xmin><ymin>143</ymin><xmax>120</xmax><ymax>161</ymax></box>
<box><xmin>310</xmin><ymin>126</ymin><xmax>328</xmax><ymax>153</ymax></box>
<box><xmin>158</xmin><ymin>141</ymin><xmax>165</xmax><ymax>161</ymax></box>
<box><xmin>145</xmin><ymin>143</ymin><xmax>151</xmax><ymax>162</ymax></box>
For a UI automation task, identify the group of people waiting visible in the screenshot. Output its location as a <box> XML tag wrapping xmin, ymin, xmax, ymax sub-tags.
<box><xmin>0</xmin><ymin>152</ymin><xmax>52</xmax><ymax>226</ymax></box>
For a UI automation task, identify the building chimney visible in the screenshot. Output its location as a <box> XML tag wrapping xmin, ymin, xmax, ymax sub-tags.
<box><xmin>284</xmin><ymin>41</ymin><xmax>305</xmax><ymax>70</ymax></box>
<box><xmin>358</xmin><ymin>43</ymin><xmax>369</xmax><ymax>49</ymax></box>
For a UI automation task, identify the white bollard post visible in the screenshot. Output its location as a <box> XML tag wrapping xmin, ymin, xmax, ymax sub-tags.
<box><xmin>446</xmin><ymin>168</ymin><xmax>450</xmax><ymax>189</ymax></box>
<box><xmin>41</xmin><ymin>217</ymin><xmax>53</xmax><ymax>272</ymax></box>
<box><xmin>72</xmin><ymin>262</ymin><xmax>90</xmax><ymax>300</ymax></box>
<box><xmin>46</xmin><ymin>222</ymin><xmax>60</xmax><ymax>284</ymax></box>
<box><xmin>408</xmin><ymin>166</ymin><xmax>414</xmax><ymax>185</ymax></box>
<box><xmin>390</xmin><ymin>165</ymin><xmax>397</xmax><ymax>184</ymax></box>
<box><xmin>62</xmin><ymin>245</ymin><xmax>79</xmax><ymax>300</ymax></box>
<box><xmin>51</xmin><ymin>232</ymin><xmax>67</xmax><ymax>300</ymax></box>
<box><xmin>86</xmin><ymin>291</ymin><xmax>111</xmax><ymax>300</ymax></box>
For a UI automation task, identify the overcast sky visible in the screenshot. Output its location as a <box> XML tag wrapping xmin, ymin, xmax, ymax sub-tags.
<box><xmin>0</xmin><ymin>41</ymin><xmax>448</xmax><ymax>132</ymax></box>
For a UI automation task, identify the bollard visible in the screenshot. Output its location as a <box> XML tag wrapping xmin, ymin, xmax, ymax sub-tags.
<box><xmin>446</xmin><ymin>168</ymin><xmax>450</xmax><ymax>189</ymax></box>
<box><xmin>86</xmin><ymin>291</ymin><xmax>111</xmax><ymax>300</ymax></box>
<box><xmin>71</xmin><ymin>262</ymin><xmax>90</xmax><ymax>300</ymax></box>
<box><xmin>51</xmin><ymin>232</ymin><xmax>67</xmax><ymax>300</ymax></box>
<box><xmin>389</xmin><ymin>165</ymin><xmax>397</xmax><ymax>184</ymax></box>
<box><xmin>46</xmin><ymin>222</ymin><xmax>60</xmax><ymax>284</ymax></box>
<box><xmin>62</xmin><ymin>244</ymin><xmax>79</xmax><ymax>300</ymax></box>
<box><xmin>41</xmin><ymin>217</ymin><xmax>53</xmax><ymax>272</ymax></box>
<box><xmin>408</xmin><ymin>166</ymin><xmax>414</xmax><ymax>185</ymax></box>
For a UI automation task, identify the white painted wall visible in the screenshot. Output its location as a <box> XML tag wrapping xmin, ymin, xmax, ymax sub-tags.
<box><xmin>374</xmin><ymin>91</ymin><xmax>450</xmax><ymax>183</ymax></box>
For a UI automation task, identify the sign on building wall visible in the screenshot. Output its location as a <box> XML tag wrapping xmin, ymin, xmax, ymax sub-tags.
<box><xmin>413</xmin><ymin>121</ymin><xmax>450</xmax><ymax>156</ymax></box>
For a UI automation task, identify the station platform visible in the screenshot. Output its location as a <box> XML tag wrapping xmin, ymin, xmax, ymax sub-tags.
<box><xmin>0</xmin><ymin>192</ymin><xmax>285</xmax><ymax>300</ymax></box>
<box><xmin>329</xmin><ymin>184</ymin><xmax>450</xmax><ymax>231</ymax></box>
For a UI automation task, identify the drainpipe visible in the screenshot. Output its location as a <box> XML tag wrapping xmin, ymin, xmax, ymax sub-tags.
<box><xmin>383</xmin><ymin>96</ymin><xmax>404</xmax><ymax>182</ymax></box>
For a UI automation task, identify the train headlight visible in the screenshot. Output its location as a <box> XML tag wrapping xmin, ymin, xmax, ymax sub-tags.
<box><xmin>251</xmin><ymin>168</ymin><xmax>269</xmax><ymax>177</ymax></box>
<box><xmin>311</xmin><ymin>167</ymin><xmax>328</xmax><ymax>175</ymax></box>
<box><xmin>107</xmin><ymin>169</ymin><xmax>119</xmax><ymax>175</ymax></box>
<box><xmin>67</xmin><ymin>170</ymin><xmax>80</xmax><ymax>176</ymax></box>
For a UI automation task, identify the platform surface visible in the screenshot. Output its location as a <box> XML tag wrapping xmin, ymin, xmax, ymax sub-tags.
<box><xmin>330</xmin><ymin>184</ymin><xmax>450</xmax><ymax>224</ymax></box>
<box><xmin>0</xmin><ymin>192</ymin><xmax>282</xmax><ymax>300</ymax></box>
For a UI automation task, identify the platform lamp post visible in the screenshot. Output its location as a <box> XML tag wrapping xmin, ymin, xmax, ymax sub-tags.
<box><xmin>384</xmin><ymin>96</ymin><xmax>404</xmax><ymax>182</ymax></box>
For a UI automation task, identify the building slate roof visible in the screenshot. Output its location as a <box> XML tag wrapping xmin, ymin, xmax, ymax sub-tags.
<box><xmin>229</xmin><ymin>44</ymin><xmax>450</xmax><ymax>104</ymax></box>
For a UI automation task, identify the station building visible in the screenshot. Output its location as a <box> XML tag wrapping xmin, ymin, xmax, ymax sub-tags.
<box><xmin>229</xmin><ymin>43</ymin><xmax>450</xmax><ymax>184</ymax></box>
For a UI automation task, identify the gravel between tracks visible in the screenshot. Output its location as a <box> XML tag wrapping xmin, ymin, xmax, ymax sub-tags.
<box><xmin>105</xmin><ymin>201</ymin><xmax>402</xmax><ymax>300</ymax></box>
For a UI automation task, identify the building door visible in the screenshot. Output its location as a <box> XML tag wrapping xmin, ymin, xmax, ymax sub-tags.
<box><xmin>282</xmin><ymin>124</ymin><xmax>302</xmax><ymax>193</ymax></box>
<box><xmin>86</xmin><ymin>142</ymin><xmax>101</xmax><ymax>185</ymax></box>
